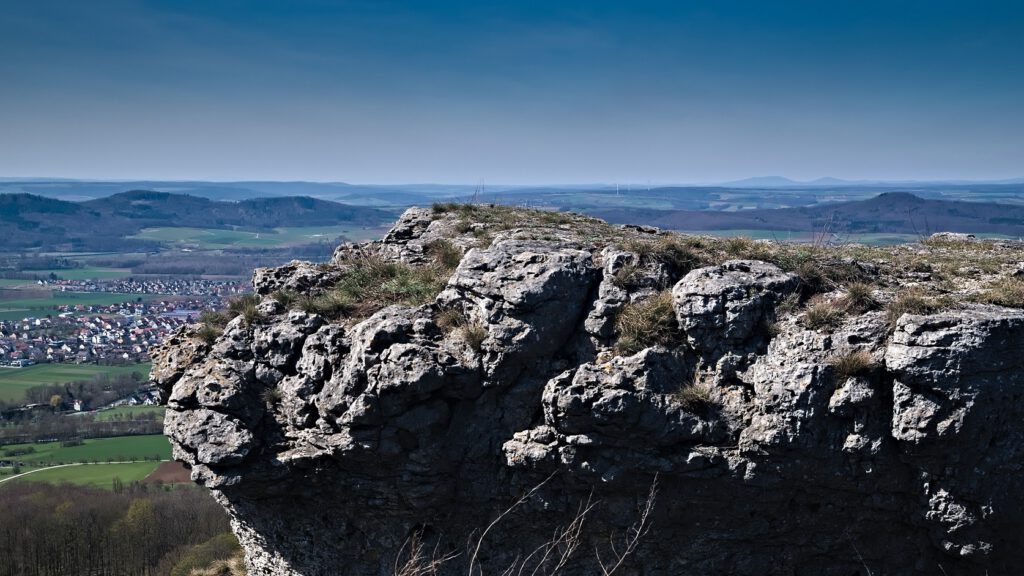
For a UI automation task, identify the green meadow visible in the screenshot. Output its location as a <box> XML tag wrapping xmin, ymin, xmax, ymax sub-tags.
<box><xmin>93</xmin><ymin>405</ymin><xmax>166</xmax><ymax>421</ymax></box>
<box><xmin>22</xmin><ymin>268</ymin><xmax>134</xmax><ymax>281</ymax></box>
<box><xmin>0</xmin><ymin>434</ymin><xmax>171</xmax><ymax>465</ymax></box>
<box><xmin>11</xmin><ymin>461</ymin><xmax>161</xmax><ymax>489</ymax></box>
<box><xmin>131</xmin><ymin>224</ymin><xmax>387</xmax><ymax>249</ymax></box>
<box><xmin>0</xmin><ymin>290</ymin><xmax>161</xmax><ymax>310</ymax></box>
<box><xmin>0</xmin><ymin>362</ymin><xmax>151</xmax><ymax>404</ymax></box>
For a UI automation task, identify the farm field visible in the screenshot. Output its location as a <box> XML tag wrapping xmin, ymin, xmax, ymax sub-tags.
<box><xmin>1</xmin><ymin>434</ymin><xmax>171</xmax><ymax>464</ymax></box>
<box><xmin>93</xmin><ymin>405</ymin><xmax>165</xmax><ymax>421</ymax></box>
<box><xmin>0</xmin><ymin>290</ymin><xmax>165</xmax><ymax>321</ymax></box>
<box><xmin>0</xmin><ymin>362</ymin><xmax>151</xmax><ymax>403</ymax></box>
<box><xmin>11</xmin><ymin>461</ymin><xmax>161</xmax><ymax>489</ymax></box>
<box><xmin>26</xmin><ymin>267</ymin><xmax>135</xmax><ymax>281</ymax></box>
<box><xmin>131</xmin><ymin>224</ymin><xmax>387</xmax><ymax>248</ymax></box>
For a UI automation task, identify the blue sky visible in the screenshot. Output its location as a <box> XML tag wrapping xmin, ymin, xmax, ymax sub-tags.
<box><xmin>1</xmin><ymin>0</ymin><xmax>1022</xmax><ymax>183</ymax></box>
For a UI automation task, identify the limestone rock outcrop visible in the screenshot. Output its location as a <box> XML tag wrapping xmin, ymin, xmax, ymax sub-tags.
<box><xmin>155</xmin><ymin>206</ymin><xmax>1024</xmax><ymax>576</ymax></box>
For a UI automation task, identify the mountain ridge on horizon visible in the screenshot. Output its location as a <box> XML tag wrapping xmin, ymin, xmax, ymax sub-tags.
<box><xmin>3</xmin><ymin>175</ymin><xmax>1024</xmax><ymax>192</ymax></box>
<box><xmin>2</xmin><ymin>188</ymin><xmax>1022</xmax><ymax>250</ymax></box>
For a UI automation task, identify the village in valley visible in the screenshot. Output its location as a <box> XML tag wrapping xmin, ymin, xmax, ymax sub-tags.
<box><xmin>0</xmin><ymin>270</ymin><xmax>252</xmax><ymax>489</ymax></box>
<box><xmin>0</xmin><ymin>279</ymin><xmax>246</xmax><ymax>369</ymax></box>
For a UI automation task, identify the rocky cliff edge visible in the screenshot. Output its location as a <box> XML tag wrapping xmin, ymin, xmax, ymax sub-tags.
<box><xmin>154</xmin><ymin>205</ymin><xmax>1024</xmax><ymax>575</ymax></box>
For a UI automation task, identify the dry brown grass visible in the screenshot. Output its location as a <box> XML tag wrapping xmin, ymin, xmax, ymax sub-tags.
<box><xmin>886</xmin><ymin>289</ymin><xmax>942</xmax><ymax>329</ymax></box>
<box><xmin>459</xmin><ymin>323</ymin><xmax>488</xmax><ymax>351</ymax></box>
<box><xmin>435</xmin><ymin>307</ymin><xmax>467</xmax><ymax>333</ymax></box>
<box><xmin>261</xmin><ymin>386</ymin><xmax>283</xmax><ymax>407</ymax></box>
<box><xmin>435</xmin><ymin>307</ymin><xmax>488</xmax><ymax>351</ymax></box>
<box><xmin>802</xmin><ymin>297</ymin><xmax>846</xmax><ymax>332</ymax></box>
<box><xmin>828</xmin><ymin>350</ymin><xmax>875</xmax><ymax>380</ymax></box>
<box><xmin>974</xmin><ymin>277</ymin><xmax>1024</xmax><ymax>308</ymax></box>
<box><xmin>614</xmin><ymin>291</ymin><xmax>679</xmax><ymax>355</ymax></box>
<box><xmin>188</xmin><ymin>555</ymin><xmax>246</xmax><ymax>576</ymax></box>
<box><xmin>620</xmin><ymin>236</ymin><xmax>710</xmax><ymax>274</ymax></box>
<box><xmin>840</xmin><ymin>282</ymin><xmax>878</xmax><ymax>313</ymax></box>
<box><xmin>609</xmin><ymin>263</ymin><xmax>642</xmax><ymax>290</ymax></box>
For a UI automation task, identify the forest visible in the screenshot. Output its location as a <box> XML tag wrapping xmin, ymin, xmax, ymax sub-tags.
<box><xmin>0</xmin><ymin>482</ymin><xmax>236</xmax><ymax>576</ymax></box>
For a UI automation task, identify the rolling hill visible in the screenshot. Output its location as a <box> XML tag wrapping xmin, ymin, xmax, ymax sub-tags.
<box><xmin>587</xmin><ymin>192</ymin><xmax>1024</xmax><ymax>237</ymax></box>
<box><xmin>0</xmin><ymin>191</ymin><xmax>393</xmax><ymax>251</ymax></box>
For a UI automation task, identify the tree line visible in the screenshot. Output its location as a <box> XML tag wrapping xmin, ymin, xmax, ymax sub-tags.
<box><xmin>0</xmin><ymin>482</ymin><xmax>237</xmax><ymax>576</ymax></box>
<box><xmin>0</xmin><ymin>372</ymin><xmax>144</xmax><ymax>413</ymax></box>
<box><xmin>0</xmin><ymin>410</ymin><xmax>163</xmax><ymax>446</ymax></box>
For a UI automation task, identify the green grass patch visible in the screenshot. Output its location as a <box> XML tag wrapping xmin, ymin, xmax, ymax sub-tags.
<box><xmin>1</xmin><ymin>434</ymin><xmax>171</xmax><ymax>464</ymax></box>
<box><xmin>22</xmin><ymin>268</ymin><xmax>134</xmax><ymax>281</ymax></box>
<box><xmin>12</xmin><ymin>461</ymin><xmax>161</xmax><ymax>489</ymax></box>
<box><xmin>131</xmin><ymin>225</ymin><xmax>388</xmax><ymax>249</ymax></box>
<box><xmin>0</xmin><ymin>362</ymin><xmax>150</xmax><ymax>404</ymax></box>
<box><xmin>93</xmin><ymin>405</ymin><xmax>166</xmax><ymax>422</ymax></box>
<box><xmin>0</xmin><ymin>291</ymin><xmax>163</xmax><ymax>310</ymax></box>
<box><xmin>0</xmin><ymin>309</ymin><xmax>36</xmax><ymax>321</ymax></box>
<box><xmin>296</xmin><ymin>253</ymin><xmax>458</xmax><ymax>322</ymax></box>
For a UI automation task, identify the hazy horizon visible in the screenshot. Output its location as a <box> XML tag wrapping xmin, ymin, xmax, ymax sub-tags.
<box><xmin>1</xmin><ymin>175</ymin><xmax>1023</xmax><ymax>188</ymax></box>
<box><xmin>3</xmin><ymin>1</ymin><xmax>1022</xmax><ymax>184</ymax></box>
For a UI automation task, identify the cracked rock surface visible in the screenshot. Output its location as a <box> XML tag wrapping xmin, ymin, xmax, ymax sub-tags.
<box><xmin>155</xmin><ymin>207</ymin><xmax>1024</xmax><ymax>576</ymax></box>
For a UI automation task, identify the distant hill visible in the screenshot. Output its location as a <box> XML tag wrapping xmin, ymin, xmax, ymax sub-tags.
<box><xmin>0</xmin><ymin>179</ymin><xmax>484</xmax><ymax>204</ymax></box>
<box><xmin>588</xmin><ymin>192</ymin><xmax>1024</xmax><ymax>237</ymax></box>
<box><xmin>0</xmin><ymin>191</ymin><xmax>393</xmax><ymax>251</ymax></box>
<box><xmin>718</xmin><ymin>176</ymin><xmax>806</xmax><ymax>187</ymax></box>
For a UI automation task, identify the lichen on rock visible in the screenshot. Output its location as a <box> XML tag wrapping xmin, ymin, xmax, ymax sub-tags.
<box><xmin>154</xmin><ymin>206</ymin><xmax>1024</xmax><ymax>576</ymax></box>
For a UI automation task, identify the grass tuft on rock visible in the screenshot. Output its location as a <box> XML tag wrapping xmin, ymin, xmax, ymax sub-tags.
<box><xmin>610</xmin><ymin>263</ymin><xmax>642</xmax><ymax>290</ymax></box>
<box><xmin>886</xmin><ymin>289</ymin><xmax>942</xmax><ymax>329</ymax></box>
<box><xmin>828</xmin><ymin>350</ymin><xmax>875</xmax><ymax>380</ymax></box>
<box><xmin>227</xmin><ymin>294</ymin><xmax>263</xmax><ymax>325</ymax></box>
<box><xmin>620</xmin><ymin>236</ymin><xmax>710</xmax><ymax>277</ymax></box>
<box><xmin>296</xmin><ymin>251</ymin><xmax>462</xmax><ymax>322</ymax></box>
<box><xmin>614</xmin><ymin>291</ymin><xmax>680</xmax><ymax>355</ymax></box>
<box><xmin>195</xmin><ymin>309</ymin><xmax>234</xmax><ymax>343</ymax></box>
<box><xmin>425</xmin><ymin>239</ymin><xmax>463</xmax><ymax>269</ymax></box>
<box><xmin>459</xmin><ymin>323</ymin><xmax>488</xmax><ymax>351</ymax></box>
<box><xmin>261</xmin><ymin>387</ymin><xmax>283</xmax><ymax>407</ymax></box>
<box><xmin>802</xmin><ymin>297</ymin><xmax>846</xmax><ymax>332</ymax></box>
<box><xmin>840</xmin><ymin>282</ymin><xmax>878</xmax><ymax>313</ymax></box>
<box><xmin>435</xmin><ymin>307</ymin><xmax>468</xmax><ymax>333</ymax></box>
<box><xmin>269</xmin><ymin>289</ymin><xmax>299</xmax><ymax>309</ymax></box>
<box><xmin>195</xmin><ymin>323</ymin><xmax>222</xmax><ymax>345</ymax></box>
<box><xmin>674</xmin><ymin>382</ymin><xmax>714</xmax><ymax>411</ymax></box>
<box><xmin>435</xmin><ymin>307</ymin><xmax>488</xmax><ymax>351</ymax></box>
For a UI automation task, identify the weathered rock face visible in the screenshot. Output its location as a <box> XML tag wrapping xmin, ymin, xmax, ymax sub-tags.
<box><xmin>154</xmin><ymin>207</ymin><xmax>1024</xmax><ymax>576</ymax></box>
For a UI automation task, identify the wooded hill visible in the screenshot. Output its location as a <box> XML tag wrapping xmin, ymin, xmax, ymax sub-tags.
<box><xmin>0</xmin><ymin>190</ymin><xmax>393</xmax><ymax>251</ymax></box>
